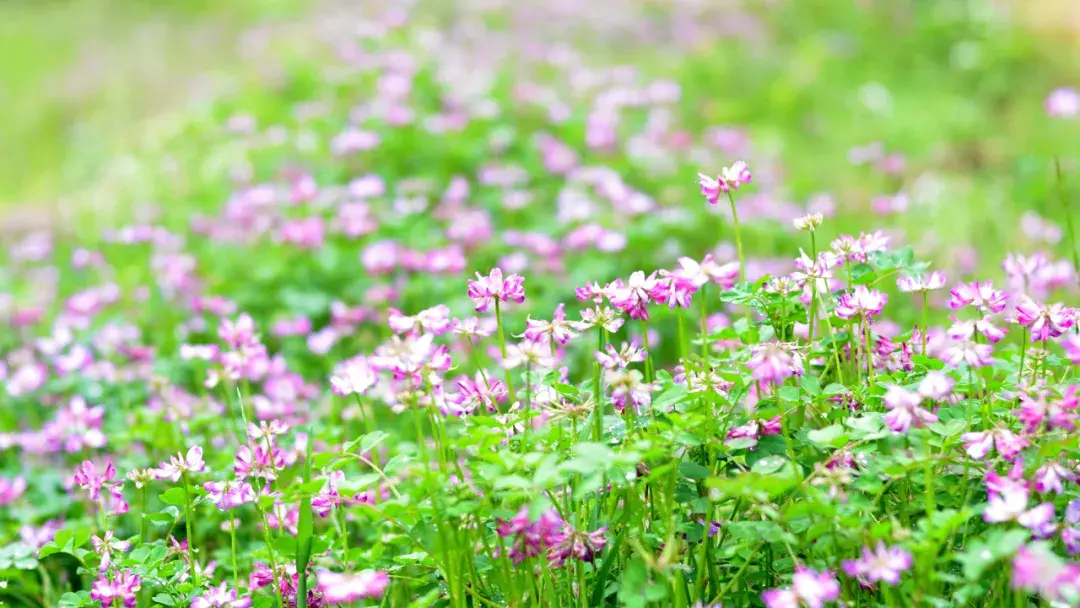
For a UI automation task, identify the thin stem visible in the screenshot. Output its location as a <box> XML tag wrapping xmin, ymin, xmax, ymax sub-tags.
<box><xmin>180</xmin><ymin>473</ymin><xmax>199</xmax><ymax>587</ymax></box>
<box><xmin>726</xmin><ymin>190</ymin><xmax>746</xmax><ymax>284</ymax></box>
<box><xmin>641</xmin><ymin>320</ymin><xmax>653</xmax><ymax>383</ymax></box>
<box><xmin>230</xmin><ymin>521</ymin><xmax>240</xmax><ymax>590</ymax></box>
<box><xmin>494</xmin><ymin>300</ymin><xmax>516</xmax><ymax>404</ymax></box>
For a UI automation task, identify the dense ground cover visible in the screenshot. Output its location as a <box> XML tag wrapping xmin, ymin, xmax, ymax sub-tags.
<box><xmin>2</xmin><ymin>1</ymin><xmax>1080</xmax><ymax>606</ymax></box>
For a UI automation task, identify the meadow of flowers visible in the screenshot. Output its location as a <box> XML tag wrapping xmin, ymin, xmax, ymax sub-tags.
<box><xmin>3</xmin><ymin>1</ymin><xmax>1080</xmax><ymax>607</ymax></box>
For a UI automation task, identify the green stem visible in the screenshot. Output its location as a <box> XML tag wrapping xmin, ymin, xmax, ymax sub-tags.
<box><xmin>494</xmin><ymin>300</ymin><xmax>516</xmax><ymax>404</ymax></box>
<box><xmin>726</xmin><ymin>190</ymin><xmax>746</xmax><ymax>284</ymax></box>
<box><xmin>230</xmin><ymin>521</ymin><xmax>240</xmax><ymax>590</ymax></box>
<box><xmin>181</xmin><ymin>473</ymin><xmax>199</xmax><ymax>587</ymax></box>
<box><xmin>1054</xmin><ymin>156</ymin><xmax>1080</xmax><ymax>290</ymax></box>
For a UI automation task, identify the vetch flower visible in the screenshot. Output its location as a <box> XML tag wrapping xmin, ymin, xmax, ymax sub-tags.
<box><xmin>1014</xmin><ymin>297</ymin><xmax>1075</xmax><ymax>342</ymax></box>
<box><xmin>960</xmin><ymin>428</ymin><xmax>1027</xmax><ymax>461</ymax></box>
<box><xmin>191</xmin><ymin>583</ymin><xmax>251</xmax><ymax>608</ymax></box>
<box><xmin>762</xmin><ymin>567</ymin><xmax>840</xmax><ymax>608</ymax></box>
<box><xmin>574</xmin><ymin>306</ymin><xmax>625</xmax><ymax>334</ymax></box>
<box><xmin>547</xmin><ymin>524</ymin><xmax>608</xmax><ymax>567</ymax></box>
<box><xmin>523</xmin><ymin>303</ymin><xmax>578</xmax><ymax>345</ymax></box>
<box><xmin>318</xmin><ymin>570</ymin><xmax>390</xmax><ymax>604</ymax></box>
<box><xmin>948</xmin><ymin>281</ymin><xmax>1007</xmax><ymax>313</ymax></box>
<box><xmin>329</xmin><ymin>357</ymin><xmax>377</xmax><ymax>396</ymax></box>
<box><xmin>497</xmin><ymin>507</ymin><xmax>564</xmax><ymax>564</ymax></box>
<box><xmin>842</xmin><ymin>542</ymin><xmax>912</xmax><ymax>587</ymax></box>
<box><xmin>793</xmin><ymin>213</ymin><xmax>823</xmax><ymax>232</ymax></box>
<box><xmin>882</xmin><ymin>385</ymin><xmax>938</xmax><ymax>433</ymax></box>
<box><xmin>835</xmin><ymin>286</ymin><xmax>887</xmax><ymax>320</ymax></box>
<box><xmin>90</xmin><ymin>570</ymin><xmax>140</xmax><ymax>608</ymax></box>
<box><xmin>897</xmin><ymin>271</ymin><xmax>946</xmax><ymax>292</ymax></box>
<box><xmin>154</xmin><ymin>446</ymin><xmax>206</xmax><ymax>482</ymax></box>
<box><xmin>748</xmin><ymin>342</ymin><xmax>804</xmax><ymax>387</ymax></box>
<box><xmin>203</xmin><ymin>480</ymin><xmax>256</xmax><ymax>510</ymax></box>
<box><xmin>467</xmin><ymin>268</ymin><xmax>525</xmax><ymax>312</ymax></box>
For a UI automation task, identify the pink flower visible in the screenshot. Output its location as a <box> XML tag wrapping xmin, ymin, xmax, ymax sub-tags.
<box><xmin>941</xmin><ymin>338</ymin><xmax>994</xmax><ymax>369</ymax></box>
<box><xmin>318</xmin><ymin>570</ymin><xmax>390</xmax><ymax>604</ymax></box>
<box><xmin>948</xmin><ymin>281</ymin><xmax>1008</xmax><ymax>313</ymax></box>
<box><xmin>882</xmin><ymin>385</ymin><xmax>938</xmax><ymax>433</ymax></box>
<box><xmin>835</xmin><ymin>286</ymin><xmax>887</xmax><ymax>319</ymax></box>
<box><xmin>203</xmin><ymin>480</ymin><xmax>256</xmax><ymax>510</ymax></box>
<box><xmin>1016</xmin><ymin>387</ymin><xmax>1079</xmax><ymax>433</ymax></box>
<box><xmin>1034</xmin><ymin>462</ymin><xmax>1075</xmax><ymax>495</ymax></box>
<box><xmin>960</xmin><ymin>429</ymin><xmax>1027</xmax><ymax>461</ymax></box>
<box><xmin>388</xmin><ymin>305</ymin><xmax>452</xmax><ymax>336</ymax></box>
<box><xmin>748</xmin><ymin>342</ymin><xmax>804</xmax><ymax>387</ymax></box>
<box><xmin>842</xmin><ymin>542</ymin><xmax>912</xmax><ymax>587</ymax></box>
<box><xmin>595</xmin><ymin>342</ymin><xmax>647</xmax><ymax>370</ymax></box>
<box><xmin>897</xmin><ymin>271</ymin><xmax>946</xmax><ymax>292</ymax></box>
<box><xmin>497</xmin><ymin>507</ymin><xmax>564</xmax><ymax>564</ymax></box>
<box><xmin>329</xmin><ymin>357</ymin><xmax>377</xmax><ymax>397</ymax></box>
<box><xmin>984</xmin><ymin>469</ymin><xmax>1032</xmax><ymax>524</ymax></box>
<box><xmin>547</xmin><ymin>524</ymin><xmax>608</xmax><ymax>567</ymax></box>
<box><xmin>90</xmin><ymin>570</ymin><xmax>140</xmax><ymax>607</ymax></box>
<box><xmin>446</xmin><ymin>373</ymin><xmax>507</xmax><ymax>415</ymax></box>
<box><xmin>675</xmin><ymin>255</ymin><xmax>740</xmax><ymax>289</ymax></box>
<box><xmin>917</xmin><ymin>371</ymin><xmax>954</xmax><ymax>400</ymax></box>
<box><xmin>0</xmin><ymin>475</ymin><xmax>27</xmax><ymax>505</ymax></box>
<box><xmin>1014</xmin><ymin>297</ymin><xmax>1075</xmax><ymax>342</ymax></box>
<box><xmin>91</xmin><ymin>531</ymin><xmax>131</xmax><ymax>572</ymax></box>
<box><xmin>1065</xmin><ymin>334</ymin><xmax>1080</xmax><ymax>365</ymax></box>
<box><xmin>154</xmin><ymin>446</ymin><xmax>206</xmax><ymax>482</ymax></box>
<box><xmin>191</xmin><ymin>583</ymin><xmax>251</xmax><ymax>608</ymax></box>
<box><xmin>1046</xmin><ymin>87</ymin><xmax>1080</xmax><ymax>118</ymax></box>
<box><xmin>218</xmin><ymin>314</ymin><xmax>259</xmax><ymax>349</ymax></box>
<box><xmin>947</xmin><ymin>315</ymin><xmax>1007</xmax><ymax>343</ymax></box>
<box><xmin>73</xmin><ymin>461</ymin><xmax>128</xmax><ymax>515</ymax></box>
<box><xmin>574</xmin><ymin>306</ymin><xmax>625</xmax><ymax>334</ymax></box>
<box><xmin>605</xmin><ymin>369</ymin><xmax>656</xmax><ymax>413</ymax></box>
<box><xmin>523</xmin><ymin>304</ymin><xmax>578</xmax><ymax>345</ymax></box>
<box><xmin>763</xmin><ymin>567</ymin><xmax>840</xmax><ymax>608</ymax></box>
<box><xmin>467</xmin><ymin>268</ymin><xmax>526</xmax><ymax>312</ymax></box>
<box><xmin>726</xmin><ymin>417</ymin><xmax>782</xmax><ymax>450</ymax></box>
<box><xmin>609</xmin><ymin>271</ymin><xmax>658</xmax><ymax>320</ymax></box>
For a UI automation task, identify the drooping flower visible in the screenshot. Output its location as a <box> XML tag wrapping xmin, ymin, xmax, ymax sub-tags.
<box><xmin>497</xmin><ymin>507</ymin><xmax>564</xmax><ymax>564</ymax></box>
<box><xmin>842</xmin><ymin>542</ymin><xmax>912</xmax><ymax>587</ymax></box>
<box><xmin>445</xmin><ymin>373</ymin><xmax>508</xmax><ymax>415</ymax></box>
<box><xmin>318</xmin><ymin>570</ymin><xmax>391</xmax><ymax>604</ymax></box>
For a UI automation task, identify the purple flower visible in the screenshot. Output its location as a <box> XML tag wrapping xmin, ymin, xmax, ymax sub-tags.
<box><xmin>748</xmin><ymin>342</ymin><xmax>804</xmax><ymax>387</ymax></box>
<box><xmin>1014</xmin><ymin>297</ymin><xmax>1075</xmax><ymax>342</ymax></box>
<box><xmin>960</xmin><ymin>429</ymin><xmax>1027</xmax><ymax>461</ymax></box>
<box><xmin>154</xmin><ymin>446</ymin><xmax>206</xmax><ymax>482</ymax></box>
<box><xmin>948</xmin><ymin>281</ymin><xmax>1007</xmax><ymax>313</ymax></box>
<box><xmin>548</xmin><ymin>524</ymin><xmax>608</xmax><ymax>567</ymax></box>
<box><xmin>897</xmin><ymin>271</ymin><xmax>946</xmax><ymax>292</ymax></box>
<box><xmin>497</xmin><ymin>507</ymin><xmax>564</xmax><ymax>564</ymax></box>
<box><xmin>523</xmin><ymin>303</ymin><xmax>578</xmax><ymax>345</ymax></box>
<box><xmin>842</xmin><ymin>542</ymin><xmax>912</xmax><ymax>587</ymax></box>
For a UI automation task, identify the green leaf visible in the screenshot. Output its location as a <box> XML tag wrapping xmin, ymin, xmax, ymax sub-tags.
<box><xmin>679</xmin><ymin>461</ymin><xmax>711</xmax><ymax>481</ymax></box>
<box><xmin>159</xmin><ymin>487</ymin><xmax>188</xmax><ymax>506</ymax></box>
<box><xmin>957</xmin><ymin>529</ymin><xmax>1029</xmax><ymax>580</ymax></box>
<box><xmin>801</xmin><ymin>375</ymin><xmax>821</xmax><ymax>396</ymax></box>
<box><xmin>822</xmin><ymin>383</ymin><xmax>848</xmax><ymax>396</ymax></box>
<box><xmin>807</xmin><ymin>424</ymin><xmax>849</xmax><ymax>448</ymax></box>
<box><xmin>153</xmin><ymin>594</ymin><xmax>177</xmax><ymax>606</ymax></box>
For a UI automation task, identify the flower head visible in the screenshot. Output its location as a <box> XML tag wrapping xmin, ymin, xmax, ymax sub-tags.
<box><xmin>318</xmin><ymin>570</ymin><xmax>390</xmax><ymax>604</ymax></box>
<box><xmin>154</xmin><ymin>446</ymin><xmax>206</xmax><ymax>482</ymax></box>
<box><xmin>842</xmin><ymin>542</ymin><xmax>912</xmax><ymax>587</ymax></box>
<box><xmin>467</xmin><ymin>268</ymin><xmax>526</xmax><ymax>312</ymax></box>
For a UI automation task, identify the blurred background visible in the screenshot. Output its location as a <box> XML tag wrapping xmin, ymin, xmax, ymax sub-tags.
<box><xmin>2</xmin><ymin>0</ymin><xmax>1080</xmax><ymax>246</ymax></box>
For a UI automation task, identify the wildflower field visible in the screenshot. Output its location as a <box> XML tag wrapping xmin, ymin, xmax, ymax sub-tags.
<box><xmin>4</xmin><ymin>0</ymin><xmax>1080</xmax><ymax>606</ymax></box>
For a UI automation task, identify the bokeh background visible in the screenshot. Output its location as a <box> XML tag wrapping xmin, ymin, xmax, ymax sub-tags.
<box><xmin>2</xmin><ymin>0</ymin><xmax>1080</xmax><ymax>266</ymax></box>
